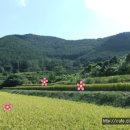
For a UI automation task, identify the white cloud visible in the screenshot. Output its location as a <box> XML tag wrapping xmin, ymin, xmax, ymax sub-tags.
<box><xmin>85</xmin><ymin>0</ymin><xmax>130</xmax><ymax>27</ymax></box>
<box><xmin>16</xmin><ymin>0</ymin><xmax>28</xmax><ymax>7</ymax></box>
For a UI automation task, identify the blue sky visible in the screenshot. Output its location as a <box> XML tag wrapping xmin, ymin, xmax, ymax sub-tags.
<box><xmin>0</xmin><ymin>0</ymin><xmax>130</xmax><ymax>40</ymax></box>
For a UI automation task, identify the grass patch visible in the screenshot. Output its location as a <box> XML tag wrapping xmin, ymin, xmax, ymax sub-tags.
<box><xmin>4</xmin><ymin>90</ymin><xmax>130</xmax><ymax>107</ymax></box>
<box><xmin>84</xmin><ymin>75</ymin><xmax>130</xmax><ymax>84</ymax></box>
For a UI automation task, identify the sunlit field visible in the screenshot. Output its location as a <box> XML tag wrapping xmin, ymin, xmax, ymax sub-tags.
<box><xmin>0</xmin><ymin>91</ymin><xmax>130</xmax><ymax>130</ymax></box>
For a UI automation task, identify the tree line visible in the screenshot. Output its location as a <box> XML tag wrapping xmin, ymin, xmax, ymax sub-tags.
<box><xmin>82</xmin><ymin>53</ymin><xmax>130</xmax><ymax>77</ymax></box>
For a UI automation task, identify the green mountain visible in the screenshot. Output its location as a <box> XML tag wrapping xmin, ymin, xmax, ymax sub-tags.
<box><xmin>0</xmin><ymin>32</ymin><xmax>130</xmax><ymax>72</ymax></box>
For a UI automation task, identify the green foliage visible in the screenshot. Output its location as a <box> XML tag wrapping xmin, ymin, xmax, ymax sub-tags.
<box><xmin>7</xmin><ymin>90</ymin><xmax>130</xmax><ymax>107</ymax></box>
<box><xmin>5</xmin><ymin>82</ymin><xmax>130</xmax><ymax>91</ymax></box>
<box><xmin>54</xmin><ymin>66</ymin><xmax>66</xmax><ymax>75</ymax></box>
<box><xmin>1</xmin><ymin>74</ymin><xmax>25</xmax><ymax>87</ymax></box>
<box><xmin>109</xmin><ymin>56</ymin><xmax>119</xmax><ymax>64</ymax></box>
<box><xmin>82</xmin><ymin>56</ymin><xmax>123</xmax><ymax>77</ymax></box>
<box><xmin>26</xmin><ymin>74</ymin><xmax>41</xmax><ymax>84</ymax></box>
<box><xmin>0</xmin><ymin>85</ymin><xmax>3</xmax><ymax>89</ymax></box>
<box><xmin>126</xmin><ymin>53</ymin><xmax>130</xmax><ymax>63</ymax></box>
<box><xmin>0</xmin><ymin>66</ymin><xmax>4</xmax><ymax>73</ymax></box>
<box><xmin>48</xmin><ymin>72</ymin><xmax>56</xmax><ymax>83</ymax></box>
<box><xmin>1</xmin><ymin>33</ymin><xmax>130</xmax><ymax>73</ymax></box>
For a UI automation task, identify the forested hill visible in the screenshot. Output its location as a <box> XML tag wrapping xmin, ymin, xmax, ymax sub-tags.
<box><xmin>0</xmin><ymin>32</ymin><xmax>130</xmax><ymax>72</ymax></box>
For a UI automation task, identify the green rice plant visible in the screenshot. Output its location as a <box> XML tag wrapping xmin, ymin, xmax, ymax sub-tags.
<box><xmin>84</xmin><ymin>74</ymin><xmax>130</xmax><ymax>84</ymax></box>
<box><xmin>3</xmin><ymin>82</ymin><xmax>130</xmax><ymax>91</ymax></box>
<box><xmin>0</xmin><ymin>91</ymin><xmax>130</xmax><ymax>130</ymax></box>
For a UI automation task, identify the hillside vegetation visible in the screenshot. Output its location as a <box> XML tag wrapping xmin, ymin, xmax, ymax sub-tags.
<box><xmin>1</xmin><ymin>32</ymin><xmax>130</xmax><ymax>73</ymax></box>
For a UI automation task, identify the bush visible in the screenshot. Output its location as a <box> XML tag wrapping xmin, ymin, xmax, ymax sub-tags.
<box><xmin>48</xmin><ymin>72</ymin><xmax>56</xmax><ymax>83</ymax></box>
<box><xmin>0</xmin><ymin>85</ymin><xmax>3</xmax><ymax>89</ymax></box>
<box><xmin>1</xmin><ymin>74</ymin><xmax>25</xmax><ymax>87</ymax></box>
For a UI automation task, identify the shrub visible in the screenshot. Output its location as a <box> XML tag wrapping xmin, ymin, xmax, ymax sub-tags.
<box><xmin>48</xmin><ymin>72</ymin><xmax>56</xmax><ymax>83</ymax></box>
<box><xmin>1</xmin><ymin>74</ymin><xmax>25</xmax><ymax>87</ymax></box>
<box><xmin>0</xmin><ymin>85</ymin><xmax>3</xmax><ymax>89</ymax></box>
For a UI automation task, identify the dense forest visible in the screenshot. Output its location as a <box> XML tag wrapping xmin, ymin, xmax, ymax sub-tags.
<box><xmin>1</xmin><ymin>32</ymin><xmax>130</xmax><ymax>74</ymax></box>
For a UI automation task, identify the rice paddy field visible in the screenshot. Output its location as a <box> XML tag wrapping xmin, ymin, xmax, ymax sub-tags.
<box><xmin>5</xmin><ymin>82</ymin><xmax>130</xmax><ymax>91</ymax></box>
<box><xmin>0</xmin><ymin>91</ymin><xmax>130</xmax><ymax>130</ymax></box>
